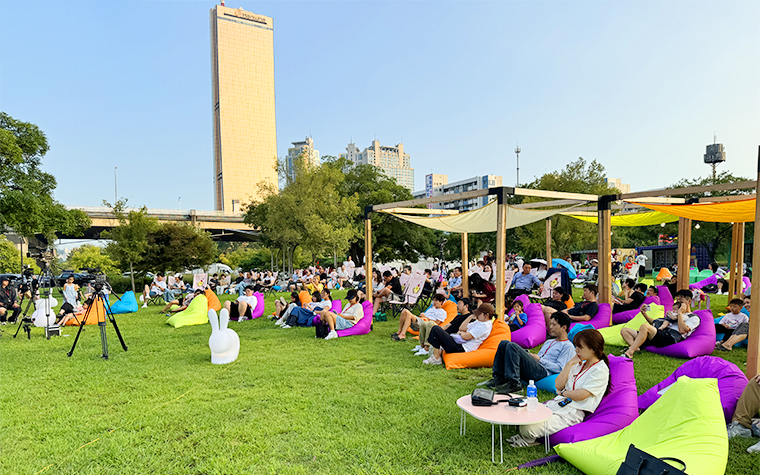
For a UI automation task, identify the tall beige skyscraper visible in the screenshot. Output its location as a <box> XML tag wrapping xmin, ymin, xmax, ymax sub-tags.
<box><xmin>210</xmin><ymin>5</ymin><xmax>277</xmax><ymax>212</ymax></box>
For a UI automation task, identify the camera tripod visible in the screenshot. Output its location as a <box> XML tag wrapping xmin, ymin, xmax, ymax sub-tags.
<box><xmin>67</xmin><ymin>286</ymin><xmax>127</xmax><ymax>359</ymax></box>
<box><xmin>13</xmin><ymin>264</ymin><xmax>63</xmax><ymax>340</ymax></box>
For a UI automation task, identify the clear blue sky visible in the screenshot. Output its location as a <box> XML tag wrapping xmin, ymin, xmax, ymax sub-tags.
<box><xmin>2</xmin><ymin>1</ymin><xmax>758</xmax><ymax>212</ymax></box>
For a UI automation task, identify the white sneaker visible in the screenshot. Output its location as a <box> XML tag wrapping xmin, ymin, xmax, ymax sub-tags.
<box><xmin>325</xmin><ymin>330</ymin><xmax>338</xmax><ymax>340</ymax></box>
<box><xmin>748</xmin><ymin>440</ymin><xmax>760</xmax><ymax>454</ymax></box>
<box><xmin>275</xmin><ymin>318</ymin><xmax>284</xmax><ymax>326</ymax></box>
<box><xmin>411</xmin><ymin>345</ymin><xmax>422</xmax><ymax>352</ymax></box>
<box><xmin>281</xmin><ymin>324</ymin><xmax>291</xmax><ymax>329</ymax></box>
<box><xmin>139</xmin><ymin>295</ymin><xmax>145</xmax><ymax>302</ymax></box>
<box><xmin>423</xmin><ymin>356</ymin><xmax>442</xmax><ymax>365</ymax></box>
<box><xmin>415</xmin><ymin>348</ymin><xmax>430</xmax><ymax>356</ymax></box>
<box><xmin>141</xmin><ymin>303</ymin><xmax>147</xmax><ymax>308</ymax></box>
<box><xmin>727</xmin><ymin>421</ymin><xmax>752</xmax><ymax>438</ymax></box>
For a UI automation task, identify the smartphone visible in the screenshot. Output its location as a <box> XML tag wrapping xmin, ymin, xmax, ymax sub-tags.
<box><xmin>558</xmin><ymin>397</ymin><xmax>572</xmax><ymax>407</ymax></box>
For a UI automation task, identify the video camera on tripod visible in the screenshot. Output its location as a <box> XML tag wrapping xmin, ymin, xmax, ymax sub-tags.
<box><xmin>80</xmin><ymin>267</ymin><xmax>108</xmax><ymax>287</ymax></box>
<box><xmin>26</xmin><ymin>246</ymin><xmax>55</xmax><ymax>266</ymax></box>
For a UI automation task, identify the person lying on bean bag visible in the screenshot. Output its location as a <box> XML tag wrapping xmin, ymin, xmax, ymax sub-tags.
<box><xmin>483</xmin><ymin>312</ymin><xmax>575</xmax><ymax>395</ymax></box>
<box><xmin>621</xmin><ymin>289</ymin><xmax>699</xmax><ymax>359</ymax></box>
<box><xmin>508</xmin><ymin>328</ymin><xmax>611</xmax><ymax>448</ymax></box>
<box><xmin>422</xmin><ymin>303</ymin><xmax>494</xmax><ymax>366</ymax></box>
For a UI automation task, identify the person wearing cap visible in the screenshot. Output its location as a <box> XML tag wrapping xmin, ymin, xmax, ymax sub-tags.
<box><xmin>422</xmin><ymin>303</ymin><xmax>495</xmax><ymax>365</ymax></box>
<box><xmin>0</xmin><ymin>276</ymin><xmax>21</xmax><ymax>324</ymax></box>
<box><xmin>484</xmin><ymin>311</ymin><xmax>575</xmax><ymax>395</ymax></box>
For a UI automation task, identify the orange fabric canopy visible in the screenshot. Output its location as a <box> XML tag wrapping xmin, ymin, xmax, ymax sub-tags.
<box><xmin>632</xmin><ymin>198</ymin><xmax>757</xmax><ymax>223</ymax></box>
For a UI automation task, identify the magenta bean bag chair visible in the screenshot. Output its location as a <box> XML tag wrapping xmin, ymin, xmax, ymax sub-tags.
<box><xmin>510</xmin><ymin>302</ymin><xmax>547</xmax><ymax>349</ymax></box>
<box><xmin>638</xmin><ymin>356</ymin><xmax>748</xmax><ymax>423</ymax></box>
<box><xmin>644</xmin><ymin>310</ymin><xmax>716</xmax><ymax>358</ymax></box>
<box><xmin>657</xmin><ymin>286</ymin><xmax>673</xmax><ymax>313</ymax></box>
<box><xmin>569</xmin><ymin>303</ymin><xmax>611</xmax><ymax>331</ymax></box>
<box><xmin>335</xmin><ymin>300</ymin><xmax>373</xmax><ymax>338</ymax></box>
<box><xmin>690</xmin><ymin>273</ymin><xmax>718</xmax><ymax>291</ymax></box>
<box><xmin>743</xmin><ymin>276</ymin><xmax>751</xmax><ymax>293</ymax></box>
<box><xmin>330</xmin><ymin>299</ymin><xmax>342</xmax><ymax>313</ymax></box>
<box><xmin>550</xmin><ymin>355</ymin><xmax>638</xmax><ymax>446</ymax></box>
<box><xmin>611</xmin><ymin>295</ymin><xmax>662</xmax><ymax>325</ymax></box>
<box><xmin>250</xmin><ymin>292</ymin><xmax>265</xmax><ymax>319</ymax></box>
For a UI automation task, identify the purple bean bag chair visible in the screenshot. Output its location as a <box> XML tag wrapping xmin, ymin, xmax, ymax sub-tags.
<box><xmin>657</xmin><ymin>285</ymin><xmax>673</xmax><ymax>313</ymax></box>
<box><xmin>510</xmin><ymin>302</ymin><xmax>547</xmax><ymax>349</ymax></box>
<box><xmin>330</xmin><ymin>299</ymin><xmax>342</xmax><ymax>313</ymax></box>
<box><xmin>743</xmin><ymin>276</ymin><xmax>751</xmax><ymax>293</ymax></box>
<box><xmin>638</xmin><ymin>356</ymin><xmax>748</xmax><ymax>423</ymax></box>
<box><xmin>644</xmin><ymin>310</ymin><xmax>716</xmax><ymax>358</ymax></box>
<box><xmin>569</xmin><ymin>303</ymin><xmax>611</xmax><ymax>331</ymax></box>
<box><xmin>611</xmin><ymin>296</ymin><xmax>661</xmax><ymax>325</ymax></box>
<box><xmin>550</xmin><ymin>355</ymin><xmax>639</xmax><ymax>446</ymax></box>
<box><xmin>335</xmin><ymin>300</ymin><xmax>373</xmax><ymax>338</ymax></box>
<box><xmin>250</xmin><ymin>292</ymin><xmax>265</xmax><ymax>319</ymax></box>
<box><xmin>690</xmin><ymin>273</ymin><xmax>718</xmax><ymax>291</ymax></box>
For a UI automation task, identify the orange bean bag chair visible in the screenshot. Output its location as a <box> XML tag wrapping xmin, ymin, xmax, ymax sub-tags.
<box><xmin>565</xmin><ymin>296</ymin><xmax>575</xmax><ymax>309</ymax></box>
<box><xmin>407</xmin><ymin>300</ymin><xmax>457</xmax><ymax>336</ymax></box>
<box><xmin>65</xmin><ymin>299</ymin><xmax>107</xmax><ymax>326</ymax></box>
<box><xmin>656</xmin><ymin>267</ymin><xmax>673</xmax><ymax>282</ymax></box>
<box><xmin>298</xmin><ymin>291</ymin><xmax>311</xmax><ymax>305</ymax></box>
<box><xmin>442</xmin><ymin>318</ymin><xmax>511</xmax><ymax>369</ymax></box>
<box><xmin>205</xmin><ymin>289</ymin><xmax>222</xmax><ymax>312</ymax></box>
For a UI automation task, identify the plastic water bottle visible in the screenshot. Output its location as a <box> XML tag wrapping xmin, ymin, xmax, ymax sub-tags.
<box><xmin>527</xmin><ymin>380</ymin><xmax>538</xmax><ymax>412</ymax></box>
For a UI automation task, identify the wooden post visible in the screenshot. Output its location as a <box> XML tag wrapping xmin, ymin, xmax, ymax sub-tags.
<box><xmin>545</xmin><ymin>218</ymin><xmax>552</xmax><ymax>265</ymax></box>
<box><xmin>461</xmin><ymin>232</ymin><xmax>469</xmax><ymax>298</ymax></box>
<box><xmin>676</xmin><ymin>218</ymin><xmax>692</xmax><ymax>291</ymax></box>
<box><xmin>597</xmin><ymin>198</ymin><xmax>612</xmax><ymax>307</ymax></box>
<box><xmin>364</xmin><ymin>208</ymin><xmax>373</xmax><ymax>300</ymax></box>
<box><xmin>728</xmin><ymin>223</ymin><xmax>745</xmax><ymax>299</ymax></box>
<box><xmin>747</xmin><ymin>146</ymin><xmax>760</xmax><ymax>378</ymax></box>
<box><xmin>495</xmin><ymin>189</ymin><xmax>508</xmax><ymax>318</ymax></box>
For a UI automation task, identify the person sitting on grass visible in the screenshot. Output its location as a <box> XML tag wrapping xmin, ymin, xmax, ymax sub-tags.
<box><xmin>141</xmin><ymin>273</ymin><xmax>167</xmax><ymax>308</ymax></box>
<box><xmin>561</xmin><ymin>283</ymin><xmax>599</xmax><ymax>322</ymax></box>
<box><xmin>716</xmin><ymin>297</ymin><xmax>750</xmax><ymax>352</ymax></box>
<box><xmin>162</xmin><ymin>289</ymin><xmax>203</xmax><ymax>314</ymax></box>
<box><xmin>422</xmin><ymin>303</ymin><xmax>495</xmax><ymax>366</ymax></box>
<box><xmin>281</xmin><ymin>290</ymin><xmax>331</xmax><ymax>329</ymax></box>
<box><xmin>483</xmin><ymin>312</ymin><xmax>574</xmax><ymax>395</ymax></box>
<box><xmin>224</xmin><ymin>286</ymin><xmax>258</xmax><ymax>322</ymax></box>
<box><xmin>373</xmin><ymin>271</ymin><xmax>403</xmax><ymax>315</ymax></box>
<box><xmin>392</xmin><ymin>294</ymin><xmax>448</xmax><ymax>342</ymax></box>
<box><xmin>316</xmin><ymin>289</ymin><xmax>363</xmax><ymax>340</ymax></box>
<box><xmin>507</xmin><ymin>300</ymin><xmax>528</xmax><ymax>332</ymax></box>
<box><xmin>509</xmin><ymin>328</ymin><xmax>611</xmax><ymax>448</ymax></box>
<box><xmin>613</xmin><ymin>281</ymin><xmax>646</xmax><ymax>314</ymax></box>
<box><xmin>726</xmin><ymin>372</ymin><xmax>760</xmax><ymax>453</ymax></box>
<box><xmin>620</xmin><ymin>289</ymin><xmax>699</xmax><ymax>359</ymax></box>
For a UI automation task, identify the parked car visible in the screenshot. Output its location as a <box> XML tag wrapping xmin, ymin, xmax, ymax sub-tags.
<box><xmin>55</xmin><ymin>271</ymin><xmax>94</xmax><ymax>287</ymax></box>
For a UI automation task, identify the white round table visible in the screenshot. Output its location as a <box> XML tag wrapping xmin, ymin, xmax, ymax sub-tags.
<box><xmin>456</xmin><ymin>394</ymin><xmax>554</xmax><ymax>463</ymax></box>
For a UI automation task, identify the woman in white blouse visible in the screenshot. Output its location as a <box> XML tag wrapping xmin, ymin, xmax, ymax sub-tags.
<box><xmin>510</xmin><ymin>328</ymin><xmax>611</xmax><ymax>447</ymax></box>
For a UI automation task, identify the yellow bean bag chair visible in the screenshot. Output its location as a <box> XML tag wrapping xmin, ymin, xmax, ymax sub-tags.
<box><xmin>597</xmin><ymin>305</ymin><xmax>665</xmax><ymax>346</ymax></box>
<box><xmin>443</xmin><ymin>318</ymin><xmax>511</xmax><ymax>369</ymax></box>
<box><xmin>166</xmin><ymin>295</ymin><xmax>209</xmax><ymax>328</ymax></box>
<box><xmin>205</xmin><ymin>289</ymin><xmax>222</xmax><ymax>312</ymax></box>
<box><xmin>555</xmin><ymin>376</ymin><xmax>727</xmax><ymax>475</ymax></box>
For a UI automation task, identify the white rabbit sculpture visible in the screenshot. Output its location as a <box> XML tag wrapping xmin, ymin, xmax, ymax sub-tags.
<box><xmin>32</xmin><ymin>296</ymin><xmax>58</xmax><ymax>327</ymax></box>
<box><xmin>208</xmin><ymin>308</ymin><xmax>240</xmax><ymax>364</ymax></box>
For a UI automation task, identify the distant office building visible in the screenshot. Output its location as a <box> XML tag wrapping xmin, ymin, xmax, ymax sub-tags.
<box><xmin>285</xmin><ymin>137</ymin><xmax>320</xmax><ymax>183</ymax></box>
<box><xmin>340</xmin><ymin>140</ymin><xmax>414</xmax><ymax>191</ymax></box>
<box><xmin>413</xmin><ymin>174</ymin><xmax>503</xmax><ymax>212</ymax></box>
<box><xmin>210</xmin><ymin>5</ymin><xmax>277</xmax><ymax>213</ymax></box>
<box><xmin>606</xmin><ymin>177</ymin><xmax>630</xmax><ymax>194</ymax></box>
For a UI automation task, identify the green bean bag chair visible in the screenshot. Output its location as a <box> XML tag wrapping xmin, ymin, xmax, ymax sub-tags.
<box><xmin>597</xmin><ymin>304</ymin><xmax>665</xmax><ymax>346</ymax></box>
<box><xmin>555</xmin><ymin>376</ymin><xmax>727</xmax><ymax>475</ymax></box>
<box><xmin>166</xmin><ymin>295</ymin><xmax>209</xmax><ymax>328</ymax></box>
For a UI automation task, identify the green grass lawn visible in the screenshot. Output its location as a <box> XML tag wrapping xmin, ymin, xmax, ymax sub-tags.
<box><xmin>1</xmin><ymin>289</ymin><xmax>758</xmax><ymax>474</ymax></box>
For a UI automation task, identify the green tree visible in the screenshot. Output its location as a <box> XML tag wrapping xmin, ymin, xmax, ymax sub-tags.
<box><xmin>515</xmin><ymin>157</ymin><xmax>619</xmax><ymax>258</ymax></box>
<box><xmin>0</xmin><ymin>112</ymin><xmax>90</xmax><ymax>243</ymax></box>
<box><xmin>669</xmin><ymin>171</ymin><xmax>754</xmax><ymax>263</ymax></box>
<box><xmin>101</xmin><ymin>200</ymin><xmax>160</xmax><ymax>293</ymax></box>
<box><xmin>0</xmin><ymin>235</ymin><xmax>40</xmax><ymax>274</ymax></box>
<box><xmin>245</xmin><ymin>155</ymin><xmax>359</xmax><ymax>272</ymax></box>
<box><xmin>324</xmin><ymin>156</ymin><xmax>438</xmax><ymax>264</ymax></box>
<box><xmin>138</xmin><ymin>223</ymin><xmax>217</xmax><ymax>274</ymax></box>
<box><xmin>65</xmin><ymin>244</ymin><xmax>116</xmax><ymax>274</ymax></box>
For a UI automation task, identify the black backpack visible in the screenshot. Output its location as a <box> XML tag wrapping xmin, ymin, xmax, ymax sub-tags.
<box><xmin>315</xmin><ymin>322</ymin><xmax>330</xmax><ymax>339</ymax></box>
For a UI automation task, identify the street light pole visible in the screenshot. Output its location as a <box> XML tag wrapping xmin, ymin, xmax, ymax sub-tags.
<box><xmin>114</xmin><ymin>166</ymin><xmax>118</xmax><ymax>203</ymax></box>
<box><xmin>514</xmin><ymin>145</ymin><xmax>521</xmax><ymax>187</ymax></box>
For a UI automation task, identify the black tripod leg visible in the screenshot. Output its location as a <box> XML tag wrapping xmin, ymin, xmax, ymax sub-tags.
<box><xmin>108</xmin><ymin>313</ymin><xmax>128</xmax><ymax>352</ymax></box>
<box><xmin>67</xmin><ymin>303</ymin><xmax>93</xmax><ymax>357</ymax></box>
<box><xmin>99</xmin><ymin>320</ymin><xmax>109</xmax><ymax>359</ymax></box>
<box><xmin>13</xmin><ymin>296</ymin><xmax>34</xmax><ymax>338</ymax></box>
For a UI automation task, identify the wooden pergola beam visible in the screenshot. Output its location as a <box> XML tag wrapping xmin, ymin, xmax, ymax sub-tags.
<box><xmin>461</xmin><ymin>233</ymin><xmax>469</xmax><ymax>298</ymax></box>
<box><xmin>694</xmin><ymin>194</ymin><xmax>756</xmax><ymax>203</ymax></box>
<box><xmin>372</xmin><ymin>189</ymin><xmax>490</xmax><ymax>211</ymax></box>
<box><xmin>747</xmin><ymin>146</ymin><xmax>760</xmax><ymax>378</ymax></box>
<box><xmin>620</xmin><ymin>180</ymin><xmax>757</xmax><ymax>200</ymax></box>
<box><xmin>379</xmin><ymin>207</ymin><xmax>459</xmax><ymax>215</ymax></box>
<box><xmin>676</xmin><ymin>218</ymin><xmax>692</xmax><ymax>290</ymax></box>
<box><xmin>510</xmin><ymin>187</ymin><xmax>599</xmax><ymax>202</ymax></box>
<box><xmin>597</xmin><ymin>198</ymin><xmax>613</xmax><ymax>307</ymax></box>
<box><xmin>513</xmin><ymin>199</ymin><xmax>590</xmax><ymax>209</ymax></box>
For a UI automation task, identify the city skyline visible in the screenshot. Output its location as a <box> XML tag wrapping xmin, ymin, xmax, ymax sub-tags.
<box><xmin>1</xmin><ymin>1</ymin><xmax>758</xmax><ymax>211</ymax></box>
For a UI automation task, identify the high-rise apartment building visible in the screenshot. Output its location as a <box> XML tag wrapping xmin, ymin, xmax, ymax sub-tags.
<box><xmin>413</xmin><ymin>174</ymin><xmax>502</xmax><ymax>212</ymax></box>
<box><xmin>605</xmin><ymin>177</ymin><xmax>631</xmax><ymax>193</ymax></box>
<box><xmin>285</xmin><ymin>137</ymin><xmax>320</xmax><ymax>184</ymax></box>
<box><xmin>210</xmin><ymin>5</ymin><xmax>277</xmax><ymax>213</ymax></box>
<box><xmin>340</xmin><ymin>140</ymin><xmax>414</xmax><ymax>191</ymax></box>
